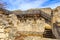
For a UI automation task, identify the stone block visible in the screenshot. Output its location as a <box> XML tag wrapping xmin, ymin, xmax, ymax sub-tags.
<box><xmin>0</xmin><ymin>33</ymin><xmax>6</xmax><ymax>38</ymax></box>
<box><xmin>0</xmin><ymin>29</ymin><xmax>4</xmax><ymax>32</ymax></box>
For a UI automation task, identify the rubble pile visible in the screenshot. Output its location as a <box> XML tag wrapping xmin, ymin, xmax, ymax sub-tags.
<box><xmin>0</xmin><ymin>14</ymin><xmax>19</xmax><ymax>40</ymax></box>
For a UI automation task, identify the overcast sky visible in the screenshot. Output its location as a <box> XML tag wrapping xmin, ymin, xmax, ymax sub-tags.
<box><xmin>0</xmin><ymin>0</ymin><xmax>60</xmax><ymax>10</ymax></box>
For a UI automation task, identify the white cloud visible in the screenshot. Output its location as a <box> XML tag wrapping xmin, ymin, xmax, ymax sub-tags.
<box><xmin>3</xmin><ymin>0</ymin><xmax>60</xmax><ymax>10</ymax></box>
<box><xmin>42</xmin><ymin>2</ymin><xmax>60</xmax><ymax>9</ymax></box>
<box><xmin>12</xmin><ymin>0</ymin><xmax>48</xmax><ymax>10</ymax></box>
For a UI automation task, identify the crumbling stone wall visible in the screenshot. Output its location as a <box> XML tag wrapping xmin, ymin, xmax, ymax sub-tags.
<box><xmin>0</xmin><ymin>13</ymin><xmax>46</xmax><ymax>40</ymax></box>
<box><xmin>1</xmin><ymin>6</ymin><xmax>60</xmax><ymax>40</ymax></box>
<box><xmin>15</xmin><ymin>18</ymin><xmax>45</xmax><ymax>40</ymax></box>
<box><xmin>17</xmin><ymin>18</ymin><xmax>45</xmax><ymax>33</ymax></box>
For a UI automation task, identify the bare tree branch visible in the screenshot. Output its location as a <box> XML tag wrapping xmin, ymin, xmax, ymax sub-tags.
<box><xmin>0</xmin><ymin>1</ymin><xmax>6</xmax><ymax>9</ymax></box>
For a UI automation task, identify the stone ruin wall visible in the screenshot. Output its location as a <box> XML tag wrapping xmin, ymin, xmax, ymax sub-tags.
<box><xmin>17</xmin><ymin>17</ymin><xmax>45</xmax><ymax>34</ymax></box>
<box><xmin>0</xmin><ymin>7</ymin><xmax>60</xmax><ymax>40</ymax></box>
<box><xmin>0</xmin><ymin>13</ymin><xmax>46</xmax><ymax>40</ymax></box>
<box><xmin>15</xmin><ymin>17</ymin><xmax>46</xmax><ymax>40</ymax></box>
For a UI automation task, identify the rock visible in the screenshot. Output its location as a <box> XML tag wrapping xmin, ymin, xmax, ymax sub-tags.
<box><xmin>53</xmin><ymin>6</ymin><xmax>60</xmax><ymax>15</ymax></box>
<box><xmin>15</xmin><ymin>36</ymin><xmax>58</xmax><ymax>40</ymax></box>
<box><xmin>17</xmin><ymin>18</ymin><xmax>45</xmax><ymax>34</ymax></box>
<box><xmin>40</xmin><ymin>8</ymin><xmax>52</xmax><ymax>15</ymax></box>
<box><xmin>53</xmin><ymin>6</ymin><xmax>60</xmax><ymax>23</ymax></box>
<box><xmin>0</xmin><ymin>14</ymin><xmax>19</xmax><ymax>40</ymax></box>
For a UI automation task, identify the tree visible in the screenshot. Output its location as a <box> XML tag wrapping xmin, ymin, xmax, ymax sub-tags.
<box><xmin>0</xmin><ymin>1</ymin><xmax>9</xmax><ymax>14</ymax></box>
<box><xmin>0</xmin><ymin>1</ymin><xmax>6</xmax><ymax>9</ymax></box>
